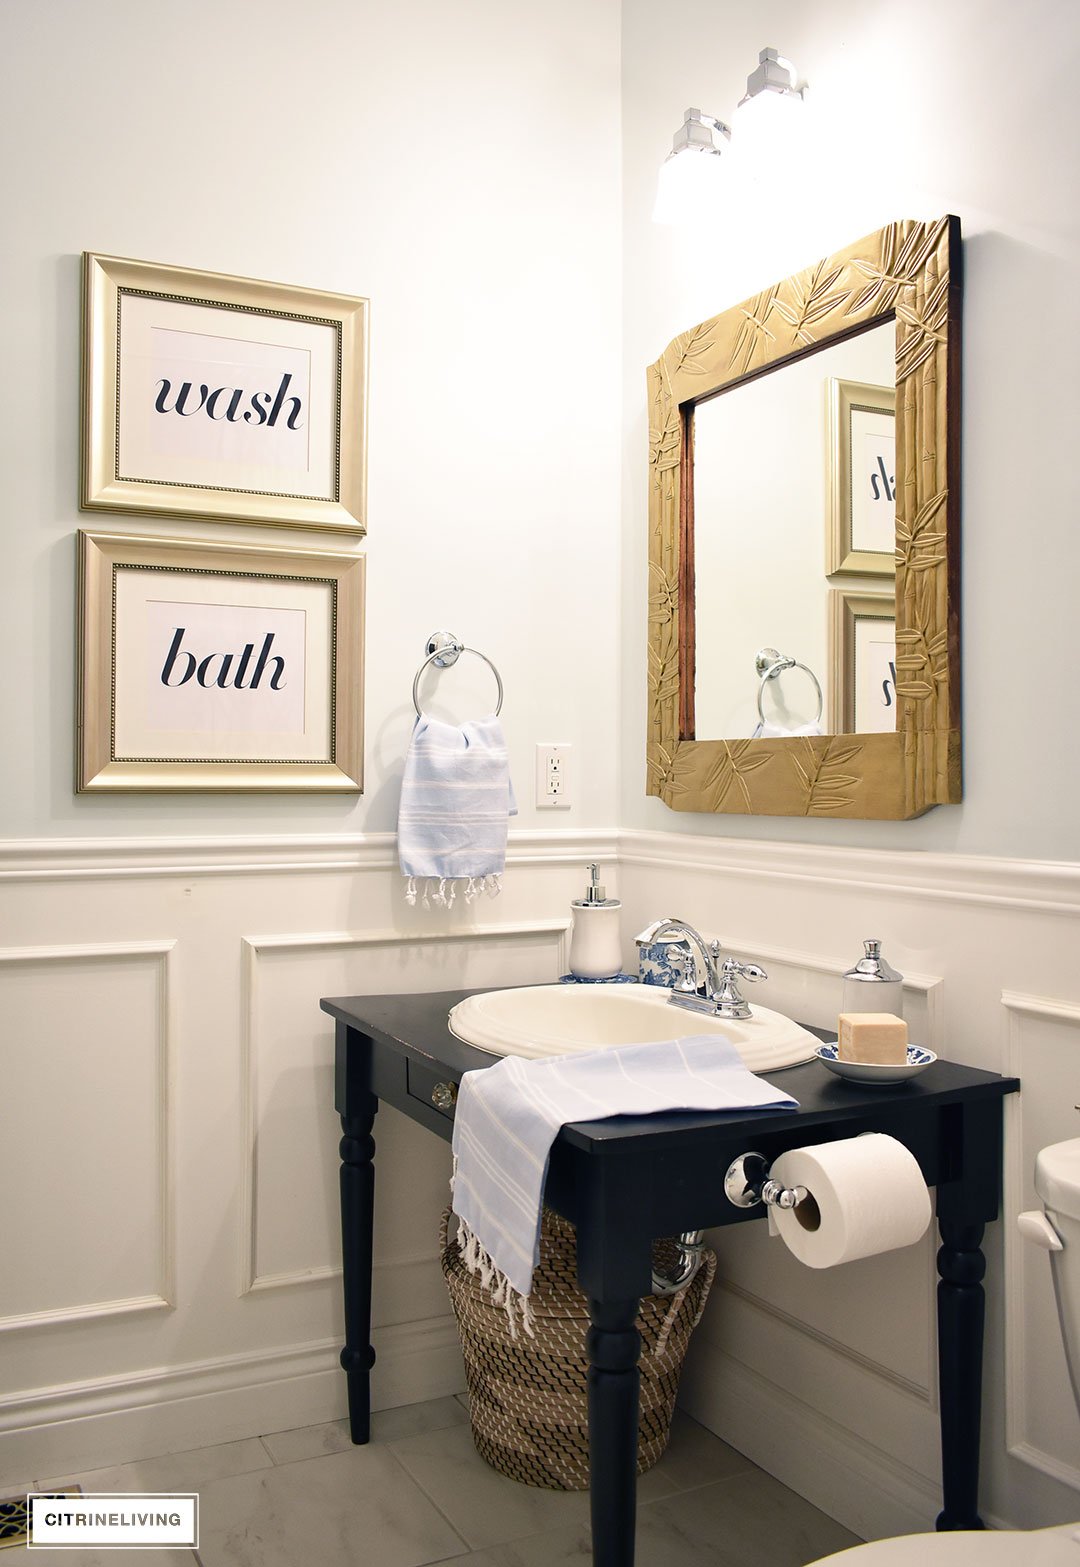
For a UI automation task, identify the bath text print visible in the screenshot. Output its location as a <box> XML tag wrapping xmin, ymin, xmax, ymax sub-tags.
<box><xmin>869</xmin><ymin>453</ymin><xmax>894</xmax><ymax>503</ymax></box>
<box><xmin>153</xmin><ymin>371</ymin><xmax>304</xmax><ymax>430</ymax></box>
<box><xmin>881</xmin><ymin>660</ymin><xmax>897</xmax><ymax>708</ymax></box>
<box><xmin>160</xmin><ymin>629</ymin><xmax>287</xmax><ymax>691</ymax></box>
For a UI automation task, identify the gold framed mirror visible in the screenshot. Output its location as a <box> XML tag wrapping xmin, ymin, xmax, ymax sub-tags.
<box><xmin>647</xmin><ymin>217</ymin><xmax>961</xmax><ymax>819</ymax></box>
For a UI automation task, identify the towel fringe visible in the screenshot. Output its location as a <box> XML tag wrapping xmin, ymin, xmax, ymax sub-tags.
<box><xmin>408</xmin><ymin>874</ymin><xmax>502</xmax><ymax>910</ymax></box>
<box><xmin>450</xmin><ymin>1205</ymin><xmax>536</xmax><ymax>1341</ymax></box>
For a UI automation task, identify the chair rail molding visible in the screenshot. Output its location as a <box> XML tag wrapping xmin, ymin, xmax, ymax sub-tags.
<box><xmin>0</xmin><ymin>829</ymin><xmax>619</xmax><ymax>882</ymax></box>
<box><xmin>618</xmin><ymin>829</ymin><xmax>1080</xmax><ymax>917</ymax></box>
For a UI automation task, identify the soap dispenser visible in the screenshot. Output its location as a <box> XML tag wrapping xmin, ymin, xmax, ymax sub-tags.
<box><xmin>841</xmin><ymin>939</ymin><xmax>904</xmax><ymax>1020</ymax></box>
<box><xmin>568</xmin><ymin>863</ymin><xmax>622</xmax><ymax>980</ymax></box>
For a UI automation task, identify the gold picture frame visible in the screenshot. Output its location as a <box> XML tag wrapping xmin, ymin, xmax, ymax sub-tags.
<box><xmin>829</xmin><ymin>589</ymin><xmax>897</xmax><ymax>734</ymax></box>
<box><xmin>647</xmin><ymin>216</ymin><xmax>961</xmax><ymax>820</ymax></box>
<box><xmin>77</xmin><ymin>530</ymin><xmax>365</xmax><ymax>792</ymax></box>
<box><xmin>81</xmin><ymin>253</ymin><xmax>368</xmax><ymax>534</ymax></box>
<box><xmin>826</xmin><ymin>378</ymin><xmax>897</xmax><ymax>577</ymax></box>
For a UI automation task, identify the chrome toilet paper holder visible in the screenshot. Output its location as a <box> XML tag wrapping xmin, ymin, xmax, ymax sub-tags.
<box><xmin>723</xmin><ymin>1150</ymin><xmax>808</xmax><ymax>1211</ymax></box>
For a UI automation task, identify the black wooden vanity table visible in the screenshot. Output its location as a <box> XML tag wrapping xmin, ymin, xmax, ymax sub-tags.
<box><xmin>321</xmin><ymin>987</ymin><xmax>1019</xmax><ymax>1567</ymax></box>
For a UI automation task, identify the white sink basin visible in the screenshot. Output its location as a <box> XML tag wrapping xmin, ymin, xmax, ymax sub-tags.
<box><xmin>448</xmin><ymin>983</ymin><xmax>818</xmax><ymax>1072</ymax></box>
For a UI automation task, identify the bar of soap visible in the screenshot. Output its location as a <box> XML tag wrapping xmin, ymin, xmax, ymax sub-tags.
<box><xmin>837</xmin><ymin>1012</ymin><xmax>908</xmax><ymax>1065</ymax></box>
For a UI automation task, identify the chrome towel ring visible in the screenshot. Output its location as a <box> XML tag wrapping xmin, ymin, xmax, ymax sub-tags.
<box><xmin>412</xmin><ymin>629</ymin><xmax>504</xmax><ymax>718</ymax></box>
<box><xmin>754</xmin><ymin>646</ymin><xmax>823</xmax><ymax>728</ymax></box>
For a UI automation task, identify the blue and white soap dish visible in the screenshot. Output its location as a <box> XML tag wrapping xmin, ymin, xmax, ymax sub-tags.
<box><xmin>558</xmin><ymin>972</ymin><xmax>636</xmax><ymax>985</ymax></box>
<box><xmin>816</xmin><ymin>1041</ymin><xmax>937</xmax><ymax>1086</ymax></box>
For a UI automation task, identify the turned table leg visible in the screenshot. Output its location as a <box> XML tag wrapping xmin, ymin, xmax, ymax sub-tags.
<box><xmin>336</xmin><ymin>1022</ymin><xmax>378</xmax><ymax>1445</ymax></box>
<box><xmin>587</xmin><ymin>1297</ymin><xmax>641</xmax><ymax>1567</ymax></box>
<box><xmin>936</xmin><ymin>1219</ymin><xmax>986</xmax><ymax>1531</ymax></box>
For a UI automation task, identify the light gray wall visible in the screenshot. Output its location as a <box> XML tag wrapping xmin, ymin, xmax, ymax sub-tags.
<box><xmin>620</xmin><ymin>0</ymin><xmax>1080</xmax><ymax>860</ymax></box>
<box><xmin>0</xmin><ymin>0</ymin><xmax>623</xmax><ymax>840</ymax></box>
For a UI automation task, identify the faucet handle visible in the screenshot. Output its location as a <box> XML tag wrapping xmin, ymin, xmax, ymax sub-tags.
<box><xmin>713</xmin><ymin>957</ymin><xmax>768</xmax><ymax>1020</ymax></box>
<box><xmin>723</xmin><ymin>958</ymin><xmax>766</xmax><ymax>984</ymax></box>
<box><xmin>670</xmin><ymin>946</ymin><xmax>700</xmax><ymax>994</ymax></box>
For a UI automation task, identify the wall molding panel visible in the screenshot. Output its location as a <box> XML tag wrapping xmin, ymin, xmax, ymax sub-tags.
<box><xmin>714</xmin><ymin>1240</ymin><xmax>938</xmax><ymax>1406</ymax></box>
<box><xmin>0</xmin><ymin>939</ymin><xmax>176</xmax><ymax>1335</ymax></box>
<box><xmin>239</xmin><ymin>920</ymin><xmax>570</xmax><ymax>1295</ymax></box>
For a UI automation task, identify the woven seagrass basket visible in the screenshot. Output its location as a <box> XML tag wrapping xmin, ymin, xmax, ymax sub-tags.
<box><xmin>440</xmin><ymin>1207</ymin><xmax>716</xmax><ymax>1490</ymax></box>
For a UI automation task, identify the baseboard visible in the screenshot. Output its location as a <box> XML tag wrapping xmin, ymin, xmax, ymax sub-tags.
<box><xmin>0</xmin><ymin>1316</ymin><xmax>465</xmax><ymax>1488</ymax></box>
<box><xmin>677</xmin><ymin>1337</ymin><xmax>941</xmax><ymax>1543</ymax></box>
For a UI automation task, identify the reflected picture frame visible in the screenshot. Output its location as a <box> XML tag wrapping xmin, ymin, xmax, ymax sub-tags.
<box><xmin>81</xmin><ymin>253</ymin><xmax>368</xmax><ymax>534</ymax></box>
<box><xmin>826</xmin><ymin>378</ymin><xmax>896</xmax><ymax>577</ymax></box>
<box><xmin>829</xmin><ymin>588</ymin><xmax>897</xmax><ymax>735</ymax></box>
<box><xmin>77</xmin><ymin>530</ymin><xmax>364</xmax><ymax>792</ymax></box>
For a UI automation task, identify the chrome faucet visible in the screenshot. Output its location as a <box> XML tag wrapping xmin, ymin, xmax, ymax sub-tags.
<box><xmin>636</xmin><ymin>917</ymin><xmax>721</xmax><ymax>1004</ymax></box>
<box><xmin>636</xmin><ymin>917</ymin><xmax>767</xmax><ymax>1020</ymax></box>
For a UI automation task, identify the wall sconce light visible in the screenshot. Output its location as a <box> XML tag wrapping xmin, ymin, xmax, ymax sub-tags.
<box><xmin>653</xmin><ymin>47</ymin><xmax>806</xmax><ymax>225</ymax></box>
<box><xmin>734</xmin><ymin>47</ymin><xmax>806</xmax><ymax>156</ymax></box>
<box><xmin>652</xmin><ymin>107</ymin><xmax>731</xmax><ymax>226</ymax></box>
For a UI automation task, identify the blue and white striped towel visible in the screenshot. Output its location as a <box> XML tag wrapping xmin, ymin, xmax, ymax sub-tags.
<box><xmin>450</xmin><ymin>1036</ymin><xmax>798</xmax><ymax>1332</ymax></box>
<box><xmin>398</xmin><ymin>714</ymin><xmax>517</xmax><ymax>908</ymax></box>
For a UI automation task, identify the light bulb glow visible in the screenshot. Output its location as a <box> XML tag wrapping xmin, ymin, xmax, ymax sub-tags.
<box><xmin>652</xmin><ymin>146</ymin><xmax>726</xmax><ymax>225</ymax></box>
<box><xmin>732</xmin><ymin>87</ymin><xmax>805</xmax><ymax>176</ymax></box>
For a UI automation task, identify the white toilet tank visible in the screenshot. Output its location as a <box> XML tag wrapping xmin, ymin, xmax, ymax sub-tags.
<box><xmin>1036</xmin><ymin>1137</ymin><xmax>1080</xmax><ymax>1414</ymax></box>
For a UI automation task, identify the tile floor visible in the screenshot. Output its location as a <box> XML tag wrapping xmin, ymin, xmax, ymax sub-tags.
<box><xmin>11</xmin><ymin>1394</ymin><xmax>861</xmax><ymax>1566</ymax></box>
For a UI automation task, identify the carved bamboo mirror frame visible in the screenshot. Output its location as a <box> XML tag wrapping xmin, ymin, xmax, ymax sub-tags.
<box><xmin>646</xmin><ymin>216</ymin><xmax>961</xmax><ymax>820</ymax></box>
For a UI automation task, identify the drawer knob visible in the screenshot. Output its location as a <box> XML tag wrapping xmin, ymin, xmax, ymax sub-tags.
<box><xmin>431</xmin><ymin>1081</ymin><xmax>458</xmax><ymax>1111</ymax></box>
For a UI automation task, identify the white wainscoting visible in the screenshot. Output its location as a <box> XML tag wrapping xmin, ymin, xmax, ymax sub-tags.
<box><xmin>3</xmin><ymin>826</ymin><xmax>1080</xmax><ymax>1538</ymax></box>
<box><xmin>617</xmin><ymin>830</ymin><xmax>1080</xmax><ymax>1539</ymax></box>
<box><xmin>0</xmin><ymin>833</ymin><xmax>598</xmax><ymax>1487</ymax></box>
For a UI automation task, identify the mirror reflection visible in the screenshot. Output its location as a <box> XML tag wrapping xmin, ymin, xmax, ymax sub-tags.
<box><xmin>691</xmin><ymin>318</ymin><xmax>897</xmax><ymax>740</ymax></box>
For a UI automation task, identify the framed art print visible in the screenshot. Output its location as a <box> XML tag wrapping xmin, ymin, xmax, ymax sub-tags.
<box><xmin>77</xmin><ymin>530</ymin><xmax>364</xmax><ymax>791</ymax></box>
<box><xmin>829</xmin><ymin>588</ymin><xmax>897</xmax><ymax>735</ymax></box>
<box><xmin>81</xmin><ymin>254</ymin><xmax>368</xmax><ymax>533</ymax></box>
<box><xmin>826</xmin><ymin>377</ymin><xmax>896</xmax><ymax>577</ymax></box>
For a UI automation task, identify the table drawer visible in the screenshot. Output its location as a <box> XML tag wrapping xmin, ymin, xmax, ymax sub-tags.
<box><xmin>407</xmin><ymin>1060</ymin><xmax>459</xmax><ymax>1120</ymax></box>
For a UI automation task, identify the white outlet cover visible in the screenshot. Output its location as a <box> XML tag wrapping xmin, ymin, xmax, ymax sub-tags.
<box><xmin>535</xmin><ymin>743</ymin><xmax>572</xmax><ymax>809</ymax></box>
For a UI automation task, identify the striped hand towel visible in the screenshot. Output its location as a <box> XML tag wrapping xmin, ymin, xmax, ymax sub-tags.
<box><xmin>451</xmin><ymin>1035</ymin><xmax>798</xmax><ymax>1332</ymax></box>
<box><xmin>398</xmin><ymin>714</ymin><xmax>517</xmax><ymax>908</ymax></box>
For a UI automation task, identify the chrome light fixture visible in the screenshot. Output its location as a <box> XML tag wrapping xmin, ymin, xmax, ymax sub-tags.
<box><xmin>653</xmin><ymin>47</ymin><xmax>806</xmax><ymax>224</ymax></box>
<box><xmin>734</xmin><ymin>47</ymin><xmax>806</xmax><ymax>152</ymax></box>
<box><xmin>652</xmin><ymin>107</ymin><xmax>731</xmax><ymax>226</ymax></box>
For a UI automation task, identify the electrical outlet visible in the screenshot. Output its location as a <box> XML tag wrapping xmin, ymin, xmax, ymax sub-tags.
<box><xmin>535</xmin><ymin>743</ymin><xmax>572</xmax><ymax>809</ymax></box>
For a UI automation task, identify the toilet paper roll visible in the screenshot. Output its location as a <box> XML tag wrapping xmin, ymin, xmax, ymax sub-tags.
<box><xmin>768</xmin><ymin>1133</ymin><xmax>931</xmax><ymax>1269</ymax></box>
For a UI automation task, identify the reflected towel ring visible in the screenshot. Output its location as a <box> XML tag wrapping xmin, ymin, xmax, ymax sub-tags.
<box><xmin>754</xmin><ymin>646</ymin><xmax>823</xmax><ymax>728</ymax></box>
<box><xmin>412</xmin><ymin>629</ymin><xmax>504</xmax><ymax>718</ymax></box>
